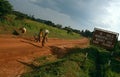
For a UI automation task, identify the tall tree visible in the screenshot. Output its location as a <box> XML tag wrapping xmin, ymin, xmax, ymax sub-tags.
<box><xmin>0</xmin><ymin>0</ymin><xmax>13</xmax><ymax>17</ymax></box>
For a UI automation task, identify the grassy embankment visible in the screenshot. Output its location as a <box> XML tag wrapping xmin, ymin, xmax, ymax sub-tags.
<box><xmin>21</xmin><ymin>46</ymin><xmax>120</xmax><ymax>77</ymax></box>
<box><xmin>0</xmin><ymin>14</ymin><xmax>81</xmax><ymax>39</ymax></box>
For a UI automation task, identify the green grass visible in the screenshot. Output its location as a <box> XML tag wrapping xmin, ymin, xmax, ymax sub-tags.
<box><xmin>21</xmin><ymin>47</ymin><xmax>120</xmax><ymax>77</ymax></box>
<box><xmin>0</xmin><ymin>14</ymin><xmax>81</xmax><ymax>39</ymax></box>
<box><xmin>21</xmin><ymin>47</ymin><xmax>97</xmax><ymax>77</ymax></box>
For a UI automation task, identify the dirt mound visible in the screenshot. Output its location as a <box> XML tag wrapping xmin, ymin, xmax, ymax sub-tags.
<box><xmin>0</xmin><ymin>35</ymin><xmax>89</xmax><ymax>77</ymax></box>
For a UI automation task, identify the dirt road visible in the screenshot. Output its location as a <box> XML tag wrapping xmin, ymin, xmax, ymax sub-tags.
<box><xmin>0</xmin><ymin>35</ymin><xmax>89</xmax><ymax>77</ymax></box>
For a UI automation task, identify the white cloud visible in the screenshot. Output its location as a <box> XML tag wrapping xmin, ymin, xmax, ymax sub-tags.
<box><xmin>92</xmin><ymin>1</ymin><xmax>120</xmax><ymax>39</ymax></box>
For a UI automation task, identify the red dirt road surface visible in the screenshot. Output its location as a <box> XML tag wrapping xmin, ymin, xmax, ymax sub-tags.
<box><xmin>0</xmin><ymin>35</ymin><xmax>89</xmax><ymax>77</ymax></box>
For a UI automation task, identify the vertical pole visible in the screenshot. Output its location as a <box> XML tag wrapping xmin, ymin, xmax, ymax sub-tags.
<box><xmin>81</xmin><ymin>52</ymin><xmax>88</xmax><ymax>69</ymax></box>
<box><xmin>108</xmin><ymin>51</ymin><xmax>114</xmax><ymax>66</ymax></box>
<box><xmin>108</xmin><ymin>60</ymin><xmax>111</xmax><ymax>66</ymax></box>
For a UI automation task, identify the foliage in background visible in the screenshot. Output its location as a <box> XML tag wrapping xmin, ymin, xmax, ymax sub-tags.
<box><xmin>0</xmin><ymin>0</ymin><xmax>13</xmax><ymax>17</ymax></box>
<box><xmin>0</xmin><ymin>14</ymin><xmax>81</xmax><ymax>39</ymax></box>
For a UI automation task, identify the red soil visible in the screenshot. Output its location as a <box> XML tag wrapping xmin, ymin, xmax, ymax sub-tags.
<box><xmin>0</xmin><ymin>34</ymin><xmax>89</xmax><ymax>77</ymax></box>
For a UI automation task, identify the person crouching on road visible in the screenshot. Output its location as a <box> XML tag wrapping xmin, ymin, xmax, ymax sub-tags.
<box><xmin>19</xmin><ymin>27</ymin><xmax>26</xmax><ymax>34</ymax></box>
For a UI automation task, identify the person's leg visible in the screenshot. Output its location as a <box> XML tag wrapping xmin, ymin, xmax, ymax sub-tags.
<box><xmin>45</xmin><ymin>36</ymin><xmax>47</xmax><ymax>42</ymax></box>
<box><xmin>39</xmin><ymin>36</ymin><xmax>42</xmax><ymax>42</ymax></box>
<box><xmin>45</xmin><ymin>33</ymin><xmax>48</xmax><ymax>42</ymax></box>
<box><xmin>42</xmin><ymin>37</ymin><xmax>45</xmax><ymax>47</ymax></box>
<box><xmin>42</xmin><ymin>34</ymin><xmax>47</xmax><ymax>47</ymax></box>
<box><xmin>38</xmin><ymin>35</ymin><xmax>41</xmax><ymax>42</ymax></box>
<box><xmin>34</xmin><ymin>35</ymin><xmax>37</xmax><ymax>42</ymax></box>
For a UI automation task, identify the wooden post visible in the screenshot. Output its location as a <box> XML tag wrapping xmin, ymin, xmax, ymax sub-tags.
<box><xmin>108</xmin><ymin>60</ymin><xmax>111</xmax><ymax>66</ymax></box>
<box><xmin>85</xmin><ymin>52</ymin><xmax>88</xmax><ymax>60</ymax></box>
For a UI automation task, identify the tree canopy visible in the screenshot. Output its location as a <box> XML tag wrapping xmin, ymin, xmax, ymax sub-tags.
<box><xmin>0</xmin><ymin>0</ymin><xmax>13</xmax><ymax>17</ymax></box>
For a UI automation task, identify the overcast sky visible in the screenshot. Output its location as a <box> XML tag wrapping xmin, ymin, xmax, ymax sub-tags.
<box><xmin>8</xmin><ymin>0</ymin><xmax>120</xmax><ymax>39</ymax></box>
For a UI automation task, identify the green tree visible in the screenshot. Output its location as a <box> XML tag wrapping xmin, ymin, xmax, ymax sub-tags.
<box><xmin>0</xmin><ymin>0</ymin><xmax>13</xmax><ymax>17</ymax></box>
<box><xmin>64</xmin><ymin>26</ymin><xmax>73</xmax><ymax>34</ymax></box>
<box><xmin>56</xmin><ymin>24</ymin><xmax>62</xmax><ymax>29</ymax></box>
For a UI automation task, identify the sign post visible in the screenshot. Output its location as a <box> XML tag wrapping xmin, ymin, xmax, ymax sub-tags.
<box><xmin>91</xmin><ymin>28</ymin><xmax>119</xmax><ymax>50</ymax></box>
<box><xmin>91</xmin><ymin>28</ymin><xmax>119</xmax><ymax>65</ymax></box>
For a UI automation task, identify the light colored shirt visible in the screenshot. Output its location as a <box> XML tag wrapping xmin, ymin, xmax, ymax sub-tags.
<box><xmin>23</xmin><ymin>27</ymin><xmax>26</xmax><ymax>32</ymax></box>
<box><xmin>45</xmin><ymin>29</ymin><xmax>49</xmax><ymax>34</ymax></box>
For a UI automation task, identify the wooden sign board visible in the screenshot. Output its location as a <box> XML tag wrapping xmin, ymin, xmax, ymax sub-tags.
<box><xmin>91</xmin><ymin>28</ymin><xmax>119</xmax><ymax>50</ymax></box>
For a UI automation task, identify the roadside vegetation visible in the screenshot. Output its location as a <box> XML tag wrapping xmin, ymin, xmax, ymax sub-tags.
<box><xmin>21</xmin><ymin>46</ymin><xmax>120</xmax><ymax>77</ymax></box>
<box><xmin>0</xmin><ymin>14</ymin><xmax>81</xmax><ymax>39</ymax></box>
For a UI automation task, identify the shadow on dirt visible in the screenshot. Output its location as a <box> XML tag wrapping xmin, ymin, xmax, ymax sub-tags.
<box><xmin>20</xmin><ymin>40</ymin><xmax>41</xmax><ymax>48</ymax></box>
<box><xmin>22</xmin><ymin>37</ymin><xmax>35</xmax><ymax>42</ymax></box>
<box><xmin>17</xmin><ymin>60</ymin><xmax>38</xmax><ymax>69</ymax></box>
<box><xmin>49</xmin><ymin>46</ymin><xmax>71</xmax><ymax>58</ymax></box>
